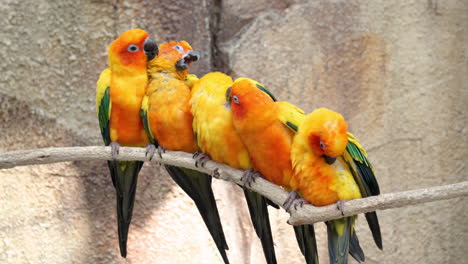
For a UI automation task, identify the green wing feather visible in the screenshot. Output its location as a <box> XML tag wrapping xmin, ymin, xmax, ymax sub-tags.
<box><xmin>96</xmin><ymin>68</ymin><xmax>111</xmax><ymax>145</ymax></box>
<box><xmin>342</xmin><ymin>133</ymin><xmax>382</xmax><ymax>249</ymax></box>
<box><xmin>140</xmin><ymin>95</ymin><xmax>156</xmax><ymax>145</ymax></box>
<box><xmin>277</xmin><ymin>101</ymin><xmax>306</xmax><ymax>132</ymax></box>
<box><xmin>344</xmin><ymin>133</ymin><xmax>380</xmax><ymax>196</ymax></box>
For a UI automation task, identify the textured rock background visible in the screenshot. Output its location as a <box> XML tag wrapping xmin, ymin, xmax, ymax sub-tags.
<box><xmin>0</xmin><ymin>0</ymin><xmax>467</xmax><ymax>263</ymax></box>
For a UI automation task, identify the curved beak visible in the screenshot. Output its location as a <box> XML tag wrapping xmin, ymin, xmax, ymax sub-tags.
<box><xmin>143</xmin><ymin>38</ymin><xmax>158</xmax><ymax>61</ymax></box>
<box><xmin>176</xmin><ymin>51</ymin><xmax>201</xmax><ymax>70</ymax></box>
<box><xmin>324</xmin><ymin>155</ymin><xmax>337</xmax><ymax>165</ymax></box>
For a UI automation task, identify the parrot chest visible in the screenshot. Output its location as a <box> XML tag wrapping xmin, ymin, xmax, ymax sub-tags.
<box><xmin>242</xmin><ymin>123</ymin><xmax>294</xmax><ymax>188</ymax></box>
<box><xmin>192</xmin><ymin>91</ymin><xmax>251</xmax><ymax>169</ymax></box>
<box><xmin>296</xmin><ymin>154</ymin><xmax>361</xmax><ymax>206</ymax></box>
<box><xmin>109</xmin><ymin>74</ymin><xmax>148</xmax><ymax>146</ymax></box>
<box><xmin>147</xmin><ymin>76</ymin><xmax>197</xmax><ymax>153</ymax></box>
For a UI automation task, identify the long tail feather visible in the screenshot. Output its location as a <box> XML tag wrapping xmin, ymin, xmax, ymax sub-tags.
<box><xmin>327</xmin><ymin>217</ymin><xmax>355</xmax><ymax>264</ymax></box>
<box><xmin>108</xmin><ymin>160</ymin><xmax>143</xmax><ymax>258</ymax></box>
<box><xmin>243</xmin><ymin>189</ymin><xmax>277</xmax><ymax>264</ymax></box>
<box><xmin>164</xmin><ymin>165</ymin><xmax>230</xmax><ymax>264</ymax></box>
<box><xmin>349</xmin><ymin>231</ymin><xmax>365</xmax><ymax>263</ymax></box>
<box><xmin>365</xmin><ymin>212</ymin><xmax>383</xmax><ymax>250</ymax></box>
<box><xmin>294</xmin><ymin>224</ymin><xmax>319</xmax><ymax>264</ymax></box>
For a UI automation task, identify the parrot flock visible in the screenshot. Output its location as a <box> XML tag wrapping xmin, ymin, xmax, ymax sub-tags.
<box><xmin>96</xmin><ymin>29</ymin><xmax>383</xmax><ymax>263</ymax></box>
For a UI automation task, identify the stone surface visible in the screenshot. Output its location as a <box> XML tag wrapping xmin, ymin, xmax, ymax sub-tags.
<box><xmin>0</xmin><ymin>0</ymin><xmax>467</xmax><ymax>263</ymax></box>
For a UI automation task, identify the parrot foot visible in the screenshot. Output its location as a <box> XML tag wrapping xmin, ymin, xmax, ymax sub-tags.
<box><xmin>241</xmin><ymin>168</ymin><xmax>260</xmax><ymax>187</ymax></box>
<box><xmin>292</xmin><ymin>198</ymin><xmax>309</xmax><ymax>210</ymax></box>
<box><xmin>212</xmin><ymin>168</ymin><xmax>220</xmax><ymax>179</ymax></box>
<box><xmin>283</xmin><ymin>190</ymin><xmax>300</xmax><ymax>212</ymax></box>
<box><xmin>157</xmin><ymin>146</ymin><xmax>166</xmax><ymax>159</ymax></box>
<box><xmin>193</xmin><ymin>152</ymin><xmax>211</xmax><ymax>168</ymax></box>
<box><xmin>145</xmin><ymin>144</ymin><xmax>157</xmax><ymax>161</ymax></box>
<box><xmin>110</xmin><ymin>142</ymin><xmax>120</xmax><ymax>160</ymax></box>
<box><xmin>336</xmin><ymin>200</ymin><xmax>346</xmax><ymax>216</ymax></box>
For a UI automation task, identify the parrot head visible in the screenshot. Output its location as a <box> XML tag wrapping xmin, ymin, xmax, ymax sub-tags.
<box><xmin>108</xmin><ymin>28</ymin><xmax>158</xmax><ymax>72</ymax></box>
<box><xmin>147</xmin><ymin>40</ymin><xmax>200</xmax><ymax>77</ymax></box>
<box><xmin>301</xmin><ymin>108</ymin><xmax>348</xmax><ymax>164</ymax></box>
<box><xmin>227</xmin><ymin>78</ymin><xmax>276</xmax><ymax>131</ymax></box>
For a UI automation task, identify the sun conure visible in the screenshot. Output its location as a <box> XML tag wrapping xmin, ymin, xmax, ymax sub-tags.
<box><xmin>226</xmin><ymin>78</ymin><xmax>319</xmax><ymax>264</ymax></box>
<box><xmin>289</xmin><ymin>108</ymin><xmax>382</xmax><ymax>264</ymax></box>
<box><xmin>140</xmin><ymin>41</ymin><xmax>230</xmax><ymax>263</ymax></box>
<box><xmin>190</xmin><ymin>72</ymin><xmax>278</xmax><ymax>264</ymax></box>
<box><xmin>280</xmin><ymin>105</ymin><xmax>382</xmax><ymax>252</ymax></box>
<box><xmin>96</xmin><ymin>28</ymin><xmax>158</xmax><ymax>258</ymax></box>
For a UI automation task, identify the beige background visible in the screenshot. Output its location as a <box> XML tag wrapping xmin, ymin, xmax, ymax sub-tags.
<box><xmin>0</xmin><ymin>0</ymin><xmax>467</xmax><ymax>263</ymax></box>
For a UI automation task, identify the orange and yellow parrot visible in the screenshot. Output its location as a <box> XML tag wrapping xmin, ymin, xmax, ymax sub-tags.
<box><xmin>190</xmin><ymin>72</ymin><xmax>278</xmax><ymax>264</ymax></box>
<box><xmin>289</xmin><ymin>108</ymin><xmax>382</xmax><ymax>264</ymax></box>
<box><xmin>226</xmin><ymin>78</ymin><xmax>319</xmax><ymax>264</ymax></box>
<box><xmin>96</xmin><ymin>29</ymin><xmax>158</xmax><ymax>257</ymax></box>
<box><xmin>140</xmin><ymin>41</ymin><xmax>230</xmax><ymax>263</ymax></box>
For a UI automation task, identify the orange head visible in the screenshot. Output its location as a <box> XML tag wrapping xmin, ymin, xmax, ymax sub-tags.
<box><xmin>227</xmin><ymin>78</ymin><xmax>277</xmax><ymax>131</ymax></box>
<box><xmin>300</xmin><ymin>108</ymin><xmax>348</xmax><ymax>162</ymax></box>
<box><xmin>147</xmin><ymin>40</ymin><xmax>200</xmax><ymax>78</ymax></box>
<box><xmin>108</xmin><ymin>28</ymin><xmax>158</xmax><ymax>74</ymax></box>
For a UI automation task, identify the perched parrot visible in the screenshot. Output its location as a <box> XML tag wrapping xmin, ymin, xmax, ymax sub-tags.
<box><xmin>288</xmin><ymin>108</ymin><xmax>382</xmax><ymax>264</ymax></box>
<box><xmin>96</xmin><ymin>29</ymin><xmax>158</xmax><ymax>257</ymax></box>
<box><xmin>190</xmin><ymin>72</ymin><xmax>278</xmax><ymax>264</ymax></box>
<box><xmin>140</xmin><ymin>41</ymin><xmax>230</xmax><ymax>263</ymax></box>
<box><xmin>226</xmin><ymin>78</ymin><xmax>319</xmax><ymax>264</ymax></box>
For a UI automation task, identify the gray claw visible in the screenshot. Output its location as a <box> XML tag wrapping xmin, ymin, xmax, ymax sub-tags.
<box><xmin>145</xmin><ymin>144</ymin><xmax>156</xmax><ymax>161</ymax></box>
<box><xmin>194</xmin><ymin>153</ymin><xmax>211</xmax><ymax>168</ymax></box>
<box><xmin>336</xmin><ymin>200</ymin><xmax>346</xmax><ymax>216</ymax></box>
<box><xmin>213</xmin><ymin>168</ymin><xmax>220</xmax><ymax>178</ymax></box>
<box><xmin>110</xmin><ymin>142</ymin><xmax>120</xmax><ymax>160</ymax></box>
<box><xmin>241</xmin><ymin>168</ymin><xmax>260</xmax><ymax>187</ymax></box>
<box><xmin>283</xmin><ymin>190</ymin><xmax>299</xmax><ymax>212</ymax></box>
<box><xmin>293</xmin><ymin>198</ymin><xmax>309</xmax><ymax>210</ymax></box>
<box><xmin>157</xmin><ymin>146</ymin><xmax>166</xmax><ymax>159</ymax></box>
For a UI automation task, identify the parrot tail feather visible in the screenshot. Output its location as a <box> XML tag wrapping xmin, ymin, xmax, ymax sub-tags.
<box><xmin>365</xmin><ymin>211</ymin><xmax>383</xmax><ymax>250</ymax></box>
<box><xmin>108</xmin><ymin>160</ymin><xmax>144</xmax><ymax>258</ymax></box>
<box><xmin>349</xmin><ymin>231</ymin><xmax>365</xmax><ymax>263</ymax></box>
<box><xmin>164</xmin><ymin>165</ymin><xmax>230</xmax><ymax>264</ymax></box>
<box><xmin>243</xmin><ymin>189</ymin><xmax>277</xmax><ymax>264</ymax></box>
<box><xmin>294</xmin><ymin>224</ymin><xmax>319</xmax><ymax>264</ymax></box>
<box><xmin>327</xmin><ymin>217</ymin><xmax>356</xmax><ymax>264</ymax></box>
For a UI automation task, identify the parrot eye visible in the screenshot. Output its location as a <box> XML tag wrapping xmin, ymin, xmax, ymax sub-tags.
<box><xmin>173</xmin><ymin>45</ymin><xmax>184</xmax><ymax>53</ymax></box>
<box><xmin>233</xmin><ymin>95</ymin><xmax>240</xmax><ymax>104</ymax></box>
<box><xmin>319</xmin><ymin>141</ymin><xmax>325</xmax><ymax>150</ymax></box>
<box><xmin>127</xmin><ymin>44</ymin><xmax>139</xmax><ymax>53</ymax></box>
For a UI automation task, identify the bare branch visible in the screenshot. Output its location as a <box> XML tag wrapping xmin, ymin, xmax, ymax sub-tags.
<box><xmin>0</xmin><ymin>146</ymin><xmax>467</xmax><ymax>225</ymax></box>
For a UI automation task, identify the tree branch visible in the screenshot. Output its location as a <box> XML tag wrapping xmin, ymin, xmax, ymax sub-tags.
<box><xmin>0</xmin><ymin>146</ymin><xmax>467</xmax><ymax>225</ymax></box>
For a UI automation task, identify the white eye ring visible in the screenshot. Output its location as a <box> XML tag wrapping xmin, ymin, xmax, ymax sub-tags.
<box><xmin>233</xmin><ymin>95</ymin><xmax>240</xmax><ymax>104</ymax></box>
<box><xmin>127</xmin><ymin>44</ymin><xmax>139</xmax><ymax>52</ymax></box>
<box><xmin>173</xmin><ymin>45</ymin><xmax>184</xmax><ymax>53</ymax></box>
<box><xmin>319</xmin><ymin>141</ymin><xmax>325</xmax><ymax>150</ymax></box>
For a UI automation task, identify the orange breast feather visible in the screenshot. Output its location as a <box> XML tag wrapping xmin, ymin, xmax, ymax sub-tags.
<box><xmin>148</xmin><ymin>76</ymin><xmax>197</xmax><ymax>153</ymax></box>
<box><xmin>110</xmin><ymin>75</ymin><xmax>149</xmax><ymax>146</ymax></box>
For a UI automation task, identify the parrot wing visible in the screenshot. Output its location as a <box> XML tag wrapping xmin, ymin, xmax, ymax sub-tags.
<box><xmin>342</xmin><ymin>133</ymin><xmax>382</xmax><ymax>250</ymax></box>
<box><xmin>140</xmin><ymin>95</ymin><xmax>156</xmax><ymax>145</ymax></box>
<box><xmin>96</xmin><ymin>68</ymin><xmax>112</xmax><ymax>146</ymax></box>
<box><xmin>277</xmin><ymin>101</ymin><xmax>306</xmax><ymax>132</ymax></box>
